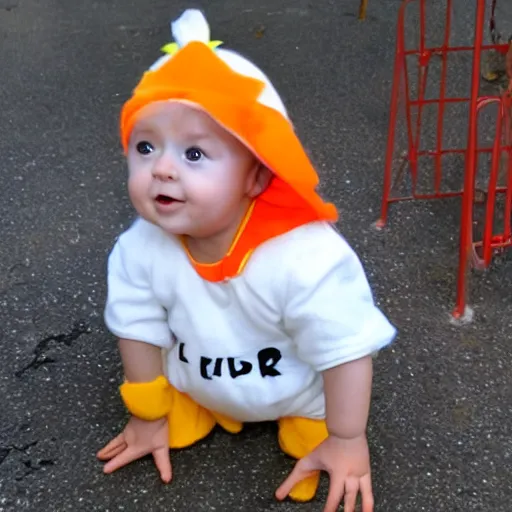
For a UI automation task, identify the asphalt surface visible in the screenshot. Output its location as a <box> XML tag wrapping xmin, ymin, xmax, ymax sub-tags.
<box><xmin>1</xmin><ymin>0</ymin><xmax>512</xmax><ymax>511</ymax></box>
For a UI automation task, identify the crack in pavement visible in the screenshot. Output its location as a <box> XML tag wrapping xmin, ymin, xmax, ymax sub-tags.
<box><xmin>0</xmin><ymin>440</ymin><xmax>37</xmax><ymax>466</ymax></box>
<box><xmin>16</xmin><ymin>458</ymin><xmax>55</xmax><ymax>480</ymax></box>
<box><xmin>15</xmin><ymin>321</ymin><xmax>91</xmax><ymax>377</ymax></box>
<box><xmin>0</xmin><ymin>440</ymin><xmax>56</xmax><ymax>480</ymax></box>
<box><xmin>0</xmin><ymin>1</ymin><xmax>18</xmax><ymax>11</ymax></box>
<box><xmin>0</xmin><ymin>447</ymin><xmax>10</xmax><ymax>465</ymax></box>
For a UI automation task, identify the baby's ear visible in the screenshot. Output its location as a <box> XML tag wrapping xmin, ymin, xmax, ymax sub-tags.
<box><xmin>248</xmin><ymin>163</ymin><xmax>273</xmax><ymax>198</ymax></box>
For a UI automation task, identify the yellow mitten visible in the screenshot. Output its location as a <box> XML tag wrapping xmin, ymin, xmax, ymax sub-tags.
<box><xmin>277</xmin><ymin>417</ymin><xmax>329</xmax><ymax>502</ymax></box>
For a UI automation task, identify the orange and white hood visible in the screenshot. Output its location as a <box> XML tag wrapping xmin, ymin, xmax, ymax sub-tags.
<box><xmin>120</xmin><ymin>9</ymin><xmax>338</xmax><ymax>281</ymax></box>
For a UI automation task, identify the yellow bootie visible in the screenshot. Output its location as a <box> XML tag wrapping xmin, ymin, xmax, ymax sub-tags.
<box><xmin>211</xmin><ymin>411</ymin><xmax>244</xmax><ymax>434</ymax></box>
<box><xmin>277</xmin><ymin>416</ymin><xmax>329</xmax><ymax>502</ymax></box>
<box><xmin>167</xmin><ymin>386</ymin><xmax>217</xmax><ymax>449</ymax></box>
<box><xmin>167</xmin><ymin>386</ymin><xmax>243</xmax><ymax>447</ymax></box>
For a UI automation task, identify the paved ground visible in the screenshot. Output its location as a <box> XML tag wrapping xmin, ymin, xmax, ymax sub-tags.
<box><xmin>1</xmin><ymin>0</ymin><xmax>511</xmax><ymax>510</ymax></box>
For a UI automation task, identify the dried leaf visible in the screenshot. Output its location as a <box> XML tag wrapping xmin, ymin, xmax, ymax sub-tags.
<box><xmin>255</xmin><ymin>25</ymin><xmax>266</xmax><ymax>39</ymax></box>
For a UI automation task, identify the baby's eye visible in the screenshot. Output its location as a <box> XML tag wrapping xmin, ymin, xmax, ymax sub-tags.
<box><xmin>185</xmin><ymin>147</ymin><xmax>204</xmax><ymax>162</ymax></box>
<box><xmin>136</xmin><ymin>141</ymin><xmax>154</xmax><ymax>155</ymax></box>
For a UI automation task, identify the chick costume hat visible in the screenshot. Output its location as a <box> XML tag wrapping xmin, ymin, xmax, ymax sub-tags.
<box><xmin>119</xmin><ymin>11</ymin><xmax>334</xmax><ymax>502</ymax></box>
<box><xmin>120</xmin><ymin>9</ymin><xmax>338</xmax><ymax>282</ymax></box>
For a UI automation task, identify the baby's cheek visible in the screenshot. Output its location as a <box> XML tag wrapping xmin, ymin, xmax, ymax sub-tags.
<box><xmin>185</xmin><ymin>178</ymin><xmax>216</xmax><ymax>205</ymax></box>
<box><xmin>127</xmin><ymin>174</ymin><xmax>149</xmax><ymax>210</ymax></box>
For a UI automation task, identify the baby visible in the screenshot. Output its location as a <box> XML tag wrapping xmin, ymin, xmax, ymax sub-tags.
<box><xmin>97</xmin><ymin>9</ymin><xmax>396</xmax><ymax>512</ymax></box>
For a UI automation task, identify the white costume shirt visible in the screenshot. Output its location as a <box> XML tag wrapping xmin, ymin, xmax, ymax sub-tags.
<box><xmin>104</xmin><ymin>218</ymin><xmax>396</xmax><ymax>422</ymax></box>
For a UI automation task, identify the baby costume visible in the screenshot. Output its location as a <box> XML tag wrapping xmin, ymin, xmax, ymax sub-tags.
<box><xmin>105</xmin><ymin>9</ymin><xmax>396</xmax><ymax>502</ymax></box>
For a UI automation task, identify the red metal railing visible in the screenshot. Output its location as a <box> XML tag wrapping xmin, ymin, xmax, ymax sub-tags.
<box><xmin>378</xmin><ymin>0</ymin><xmax>512</xmax><ymax>319</ymax></box>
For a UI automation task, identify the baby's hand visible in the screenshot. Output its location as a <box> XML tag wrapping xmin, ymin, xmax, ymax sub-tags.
<box><xmin>97</xmin><ymin>415</ymin><xmax>171</xmax><ymax>483</ymax></box>
<box><xmin>275</xmin><ymin>433</ymin><xmax>373</xmax><ymax>512</ymax></box>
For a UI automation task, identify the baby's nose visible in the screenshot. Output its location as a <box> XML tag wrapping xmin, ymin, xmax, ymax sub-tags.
<box><xmin>152</xmin><ymin>158</ymin><xmax>176</xmax><ymax>181</ymax></box>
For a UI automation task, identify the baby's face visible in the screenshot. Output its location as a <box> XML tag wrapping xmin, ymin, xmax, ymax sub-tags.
<box><xmin>126</xmin><ymin>101</ymin><xmax>258</xmax><ymax>240</ymax></box>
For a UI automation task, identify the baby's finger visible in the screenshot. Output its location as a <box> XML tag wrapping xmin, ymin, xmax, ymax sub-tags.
<box><xmin>103</xmin><ymin>446</ymin><xmax>147</xmax><ymax>474</ymax></box>
<box><xmin>96</xmin><ymin>434</ymin><xmax>126</xmax><ymax>459</ymax></box>
<box><xmin>98</xmin><ymin>441</ymin><xmax>127</xmax><ymax>461</ymax></box>
<box><xmin>342</xmin><ymin>478</ymin><xmax>360</xmax><ymax>512</ymax></box>
<box><xmin>359</xmin><ymin>475</ymin><xmax>374</xmax><ymax>512</ymax></box>
<box><xmin>323</xmin><ymin>475</ymin><xmax>344</xmax><ymax>512</ymax></box>
<box><xmin>275</xmin><ymin>460</ymin><xmax>315</xmax><ymax>501</ymax></box>
<box><xmin>152</xmin><ymin>446</ymin><xmax>173</xmax><ymax>483</ymax></box>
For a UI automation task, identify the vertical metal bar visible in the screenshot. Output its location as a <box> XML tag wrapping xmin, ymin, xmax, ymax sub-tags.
<box><xmin>482</xmin><ymin>100</ymin><xmax>503</xmax><ymax>265</ymax></box>
<box><xmin>419</xmin><ymin>0</ymin><xmax>426</xmax><ymax>55</ymax></box>
<box><xmin>412</xmin><ymin>0</ymin><xmax>429</xmax><ymax>193</ymax></box>
<box><xmin>453</xmin><ymin>0</ymin><xmax>486</xmax><ymax>318</ymax></box>
<box><xmin>503</xmin><ymin>98</ymin><xmax>512</xmax><ymax>239</ymax></box>
<box><xmin>434</xmin><ymin>0</ymin><xmax>452</xmax><ymax>194</ymax></box>
<box><xmin>378</xmin><ymin>3</ymin><xmax>408</xmax><ymax>226</ymax></box>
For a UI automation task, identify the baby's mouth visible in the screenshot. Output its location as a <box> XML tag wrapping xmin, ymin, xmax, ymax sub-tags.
<box><xmin>155</xmin><ymin>194</ymin><xmax>181</xmax><ymax>205</ymax></box>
